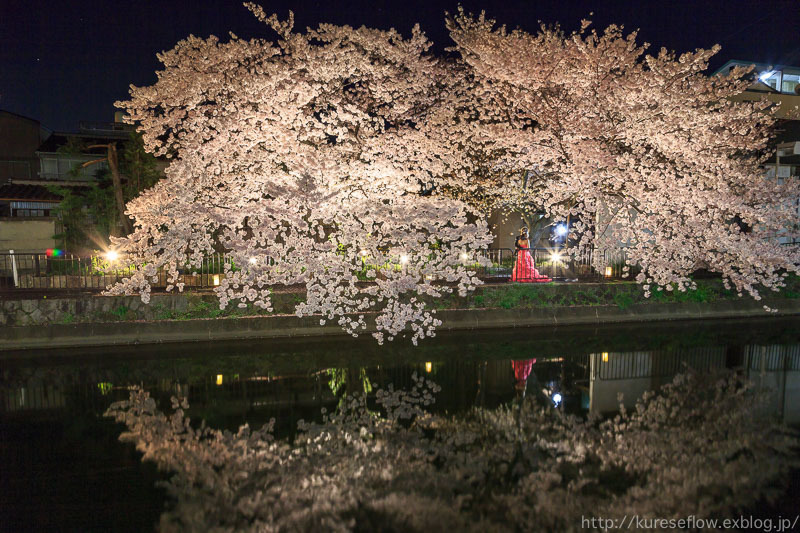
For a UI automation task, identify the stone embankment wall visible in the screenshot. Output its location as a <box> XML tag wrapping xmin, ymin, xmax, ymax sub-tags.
<box><xmin>0</xmin><ymin>291</ymin><xmax>302</xmax><ymax>327</ymax></box>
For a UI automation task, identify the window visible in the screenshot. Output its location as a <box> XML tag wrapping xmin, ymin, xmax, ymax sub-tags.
<box><xmin>758</xmin><ymin>70</ymin><xmax>781</xmax><ymax>90</ymax></box>
<box><xmin>782</xmin><ymin>73</ymin><xmax>800</xmax><ymax>94</ymax></box>
<box><xmin>41</xmin><ymin>157</ymin><xmax>58</xmax><ymax>179</ymax></box>
<box><xmin>39</xmin><ymin>155</ymin><xmax>108</xmax><ymax>180</ymax></box>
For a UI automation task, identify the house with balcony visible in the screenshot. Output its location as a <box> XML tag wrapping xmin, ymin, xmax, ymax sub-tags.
<box><xmin>0</xmin><ymin>116</ymin><xmax>143</xmax><ymax>253</ymax></box>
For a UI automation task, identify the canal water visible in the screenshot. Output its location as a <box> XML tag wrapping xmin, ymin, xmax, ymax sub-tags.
<box><xmin>1</xmin><ymin>317</ymin><xmax>799</xmax><ymax>532</ymax></box>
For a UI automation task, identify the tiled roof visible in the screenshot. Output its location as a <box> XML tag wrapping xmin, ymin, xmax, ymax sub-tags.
<box><xmin>0</xmin><ymin>184</ymin><xmax>63</xmax><ymax>202</ymax></box>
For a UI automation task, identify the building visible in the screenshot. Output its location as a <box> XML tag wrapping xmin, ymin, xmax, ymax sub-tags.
<box><xmin>0</xmin><ymin>115</ymin><xmax>140</xmax><ymax>253</ymax></box>
<box><xmin>0</xmin><ymin>111</ymin><xmax>51</xmax><ymax>186</ymax></box>
<box><xmin>713</xmin><ymin>60</ymin><xmax>800</xmax><ymax>244</ymax></box>
<box><xmin>0</xmin><ymin>111</ymin><xmax>57</xmax><ymax>251</ymax></box>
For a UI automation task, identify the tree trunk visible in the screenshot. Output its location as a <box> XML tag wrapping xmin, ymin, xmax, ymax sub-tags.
<box><xmin>520</xmin><ymin>210</ymin><xmax>549</xmax><ymax>248</ymax></box>
<box><xmin>107</xmin><ymin>143</ymin><xmax>133</xmax><ymax>235</ymax></box>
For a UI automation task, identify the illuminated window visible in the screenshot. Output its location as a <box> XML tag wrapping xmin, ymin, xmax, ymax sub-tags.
<box><xmin>782</xmin><ymin>73</ymin><xmax>800</xmax><ymax>94</ymax></box>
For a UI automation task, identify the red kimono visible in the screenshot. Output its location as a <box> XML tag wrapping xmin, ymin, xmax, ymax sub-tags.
<box><xmin>511</xmin><ymin>247</ymin><xmax>551</xmax><ymax>282</ymax></box>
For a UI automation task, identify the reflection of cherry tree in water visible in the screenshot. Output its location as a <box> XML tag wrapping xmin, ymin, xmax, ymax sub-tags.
<box><xmin>107</xmin><ymin>370</ymin><xmax>799</xmax><ymax>532</ymax></box>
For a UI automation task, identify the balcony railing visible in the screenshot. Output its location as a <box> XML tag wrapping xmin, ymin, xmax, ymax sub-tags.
<box><xmin>78</xmin><ymin>121</ymin><xmax>135</xmax><ymax>137</ymax></box>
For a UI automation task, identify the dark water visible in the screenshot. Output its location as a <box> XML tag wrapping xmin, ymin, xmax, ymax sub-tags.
<box><xmin>1</xmin><ymin>317</ymin><xmax>799</xmax><ymax>532</ymax></box>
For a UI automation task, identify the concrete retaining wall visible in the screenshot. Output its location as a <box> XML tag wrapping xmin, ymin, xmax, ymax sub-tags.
<box><xmin>2</xmin><ymin>298</ymin><xmax>799</xmax><ymax>352</ymax></box>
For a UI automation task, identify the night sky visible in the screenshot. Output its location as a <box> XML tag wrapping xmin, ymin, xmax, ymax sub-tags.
<box><xmin>2</xmin><ymin>0</ymin><xmax>798</xmax><ymax>132</ymax></box>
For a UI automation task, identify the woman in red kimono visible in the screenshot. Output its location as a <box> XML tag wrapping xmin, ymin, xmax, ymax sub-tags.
<box><xmin>511</xmin><ymin>227</ymin><xmax>551</xmax><ymax>282</ymax></box>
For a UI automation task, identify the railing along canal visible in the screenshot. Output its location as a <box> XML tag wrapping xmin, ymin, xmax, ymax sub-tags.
<box><xmin>0</xmin><ymin>248</ymin><xmax>628</xmax><ymax>292</ymax></box>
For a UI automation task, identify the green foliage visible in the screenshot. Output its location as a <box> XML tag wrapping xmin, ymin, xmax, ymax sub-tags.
<box><xmin>151</xmin><ymin>303</ymin><xmax>174</xmax><ymax>320</ymax></box>
<box><xmin>327</xmin><ymin>367</ymin><xmax>373</xmax><ymax>410</ymax></box>
<box><xmin>185</xmin><ymin>296</ymin><xmax>225</xmax><ymax>319</ymax></box>
<box><xmin>111</xmin><ymin>304</ymin><xmax>133</xmax><ymax>320</ymax></box>
<box><xmin>613</xmin><ymin>291</ymin><xmax>635</xmax><ymax>309</ymax></box>
<box><xmin>49</xmin><ymin>131</ymin><xmax>162</xmax><ymax>251</ymax></box>
<box><xmin>50</xmin><ymin>179</ymin><xmax>116</xmax><ymax>251</ymax></box>
<box><xmin>121</xmin><ymin>131</ymin><xmax>162</xmax><ymax>198</ymax></box>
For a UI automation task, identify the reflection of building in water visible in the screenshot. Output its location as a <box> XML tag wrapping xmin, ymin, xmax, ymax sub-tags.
<box><xmin>744</xmin><ymin>345</ymin><xmax>800</xmax><ymax>425</ymax></box>
<box><xmin>587</xmin><ymin>345</ymin><xmax>800</xmax><ymax>424</ymax></box>
<box><xmin>589</xmin><ymin>347</ymin><xmax>728</xmax><ymax>414</ymax></box>
<box><xmin>3</xmin><ymin>385</ymin><xmax>67</xmax><ymax>412</ymax></box>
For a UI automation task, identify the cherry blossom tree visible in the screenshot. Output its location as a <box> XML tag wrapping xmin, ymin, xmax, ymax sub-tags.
<box><xmin>109</xmin><ymin>4</ymin><xmax>800</xmax><ymax>342</ymax></box>
<box><xmin>441</xmin><ymin>9</ymin><xmax>800</xmax><ymax>298</ymax></box>
<box><xmin>107</xmin><ymin>5</ymin><xmax>491</xmax><ymax>343</ymax></box>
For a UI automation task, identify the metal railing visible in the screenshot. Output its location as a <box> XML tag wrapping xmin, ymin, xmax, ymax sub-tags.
<box><xmin>0</xmin><ymin>248</ymin><xmax>629</xmax><ymax>292</ymax></box>
<box><xmin>479</xmin><ymin>247</ymin><xmax>628</xmax><ymax>281</ymax></box>
<box><xmin>0</xmin><ymin>251</ymin><xmax>232</xmax><ymax>291</ymax></box>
